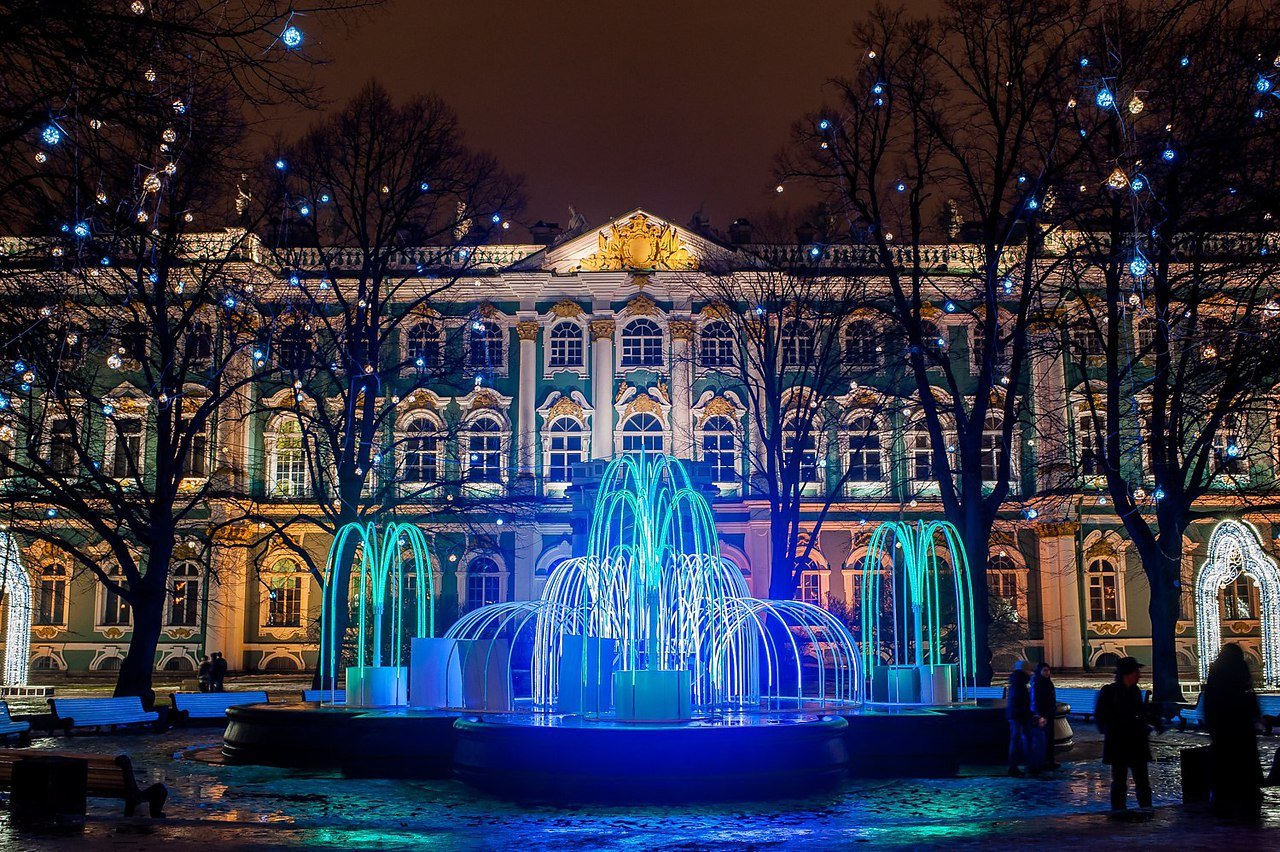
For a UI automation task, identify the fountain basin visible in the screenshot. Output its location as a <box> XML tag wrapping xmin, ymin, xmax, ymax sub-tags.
<box><xmin>452</xmin><ymin>713</ymin><xmax>849</xmax><ymax>803</ymax></box>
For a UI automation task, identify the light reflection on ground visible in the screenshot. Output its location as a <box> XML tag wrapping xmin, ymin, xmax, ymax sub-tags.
<box><xmin>3</xmin><ymin>726</ymin><xmax>1278</xmax><ymax>850</ymax></box>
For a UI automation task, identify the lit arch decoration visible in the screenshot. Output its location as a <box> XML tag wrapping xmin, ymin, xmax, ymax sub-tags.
<box><xmin>318</xmin><ymin>522</ymin><xmax>436</xmax><ymax>700</ymax></box>
<box><xmin>861</xmin><ymin>520</ymin><xmax>978</xmax><ymax>702</ymax></box>
<box><xmin>1195</xmin><ymin>519</ymin><xmax>1280</xmax><ymax>686</ymax></box>
<box><xmin>0</xmin><ymin>532</ymin><xmax>30</xmax><ymax>686</ymax></box>
<box><xmin>447</xmin><ymin>454</ymin><xmax>861</xmax><ymax>715</ymax></box>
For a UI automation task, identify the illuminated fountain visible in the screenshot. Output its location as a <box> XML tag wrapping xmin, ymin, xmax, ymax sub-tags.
<box><xmin>446</xmin><ymin>454</ymin><xmax>861</xmax><ymax>718</ymax></box>
<box><xmin>860</xmin><ymin>520</ymin><xmax>978</xmax><ymax>705</ymax></box>
<box><xmin>318</xmin><ymin>521</ymin><xmax>436</xmax><ymax>706</ymax></box>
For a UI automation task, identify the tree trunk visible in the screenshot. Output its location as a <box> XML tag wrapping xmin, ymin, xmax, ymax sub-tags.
<box><xmin>114</xmin><ymin>591</ymin><xmax>163</xmax><ymax>704</ymax></box>
<box><xmin>766</xmin><ymin>510</ymin><xmax>798</xmax><ymax>601</ymax></box>
<box><xmin>1143</xmin><ymin>538</ymin><xmax>1184</xmax><ymax>706</ymax></box>
<box><xmin>959</xmin><ymin>508</ymin><xmax>995</xmax><ymax>687</ymax></box>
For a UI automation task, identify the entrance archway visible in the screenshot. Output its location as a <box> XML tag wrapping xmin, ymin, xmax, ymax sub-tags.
<box><xmin>1195</xmin><ymin>520</ymin><xmax>1280</xmax><ymax>686</ymax></box>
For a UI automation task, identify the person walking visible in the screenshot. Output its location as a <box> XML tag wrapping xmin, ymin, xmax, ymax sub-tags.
<box><xmin>1006</xmin><ymin>660</ymin><xmax>1033</xmax><ymax>776</ymax></box>
<box><xmin>1203</xmin><ymin>643</ymin><xmax>1263</xmax><ymax>818</ymax></box>
<box><xmin>1095</xmin><ymin>656</ymin><xmax>1156</xmax><ymax>814</ymax></box>
<box><xmin>1030</xmin><ymin>662</ymin><xmax>1057</xmax><ymax>770</ymax></box>
<box><xmin>197</xmin><ymin>654</ymin><xmax>212</xmax><ymax>693</ymax></box>
<box><xmin>210</xmin><ymin>651</ymin><xmax>228</xmax><ymax>692</ymax></box>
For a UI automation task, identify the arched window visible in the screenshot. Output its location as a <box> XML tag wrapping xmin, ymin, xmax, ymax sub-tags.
<box><xmin>699</xmin><ymin>320</ymin><xmax>735</xmax><ymax>367</ymax></box>
<box><xmin>32</xmin><ymin>655</ymin><xmax>61</xmax><ymax>672</ymax></box>
<box><xmin>465</xmin><ymin>556</ymin><xmax>502</xmax><ymax>611</ymax></box>
<box><xmin>795</xmin><ymin>556</ymin><xmax>822</xmax><ymax>605</ymax></box>
<box><xmin>401</xmin><ymin>416</ymin><xmax>441</xmax><ymax>484</ymax></box>
<box><xmin>700</xmin><ymin>415</ymin><xmax>737</xmax><ymax>482</ymax></box>
<box><xmin>782</xmin><ymin>320</ymin><xmax>815</xmax><ymax>367</ymax></box>
<box><xmin>546</xmin><ymin>417</ymin><xmax>584</xmax><ymax>482</ymax></box>
<box><xmin>783</xmin><ymin>414</ymin><xmax>818</xmax><ymax>483</ymax></box>
<box><xmin>987</xmin><ymin>554</ymin><xmax>1023</xmax><ymax>621</ymax></box>
<box><xmin>843</xmin><ymin>320</ymin><xmax>880</xmax><ymax>368</ymax></box>
<box><xmin>1087</xmin><ymin>557</ymin><xmax>1121</xmax><ymax>622</ymax></box>
<box><xmin>465</xmin><ymin>415</ymin><xmax>505</xmax><ymax>483</ymax></box>
<box><xmin>94</xmin><ymin>656</ymin><xmax>123</xmax><ymax>672</ymax></box>
<box><xmin>909</xmin><ymin>420</ymin><xmax>933</xmax><ymax>482</ymax></box>
<box><xmin>620</xmin><ymin>319</ymin><xmax>663</xmax><ymax>367</ymax></box>
<box><xmin>467</xmin><ymin>319</ymin><xmax>504</xmax><ymax>370</ymax></box>
<box><xmin>168</xmin><ymin>560</ymin><xmax>201</xmax><ymax>627</ymax></box>
<box><xmin>185</xmin><ymin>319</ymin><xmax>213</xmax><ymax>364</ymax></box>
<box><xmin>275</xmin><ymin>324</ymin><xmax>313</xmax><ymax>371</ymax></box>
<box><xmin>101</xmin><ymin>565</ymin><xmax>130</xmax><ymax>626</ymax></box>
<box><xmin>980</xmin><ymin>412</ymin><xmax>1006</xmax><ymax>482</ymax></box>
<box><xmin>1077</xmin><ymin>413</ymin><xmax>1103</xmax><ymax>475</ymax></box>
<box><xmin>406</xmin><ymin>321</ymin><xmax>442</xmax><ymax>369</ymax></box>
<box><xmin>36</xmin><ymin>562</ymin><xmax>68</xmax><ymax>626</ymax></box>
<box><xmin>264</xmin><ymin>558</ymin><xmax>303</xmax><ymax>628</ymax></box>
<box><xmin>621</xmin><ymin>413</ymin><xmax>664</xmax><ymax>455</ymax></box>
<box><xmin>269</xmin><ymin>418</ymin><xmax>308</xmax><ymax>497</ymax></box>
<box><xmin>844</xmin><ymin>415</ymin><xmax>882</xmax><ymax>482</ymax></box>
<box><xmin>1221</xmin><ymin>573</ymin><xmax>1258</xmax><ymax>620</ymax></box>
<box><xmin>549</xmin><ymin>322</ymin><xmax>584</xmax><ymax>368</ymax></box>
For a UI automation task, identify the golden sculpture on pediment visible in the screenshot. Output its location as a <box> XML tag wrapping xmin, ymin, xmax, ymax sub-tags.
<box><xmin>471</xmin><ymin>389</ymin><xmax>501</xmax><ymax>410</ymax></box>
<box><xmin>624</xmin><ymin>394</ymin><xmax>664</xmax><ymax>419</ymax></box>
<box><xmin>700</xmin><ymin>395</ymin><xmax>737</xmax><ymax>419</ymax></box>
<box><xmin>623</xmin><ymin>293</ymin><xmax>658</xmax><ymax>317</ymax></box>
<box><xmin>546</xmin><ymin>395</ymin><xmax>585</xmax><ymax>423</ymax></box>
<box><xmin>549</xmin><ymin>300</ymin><xmax>585</xmax><ymax>319</ymax></box>
<box><xmin>577</xmin><ymin>214</ymin><xmax>697</xmax><ymax>272</ymax></box>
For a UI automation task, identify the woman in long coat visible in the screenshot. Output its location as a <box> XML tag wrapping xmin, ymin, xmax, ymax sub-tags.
<box><xmin>1203</xmin><ymin>643</ymin><xmax>1263</xmax><ymax>818</ymax></box>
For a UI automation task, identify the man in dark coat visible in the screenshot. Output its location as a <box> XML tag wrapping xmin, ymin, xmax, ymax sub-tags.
<box><xmin>1095</xmin><ymin>656</ymin><xmax>1155</xmax><ymax>812</ymax></box>
<box><xmin>1006</xmin><ymin>660</ymin><xmax>1033</xmax><ymax>776</ymax></box>
<box><xmin>1203</xmin><ymin>643</ymin><xmax>1263</xmax><ymax>818</ymax></box>
<box><xmin>1030</xmin><ymin>662</ymin><xmax>1057</xmax><ymax>770</ymax></box>
<box><xmin>210</xmin><ymin>651</ymin><xmax>228</xmax><ymax>692</ymax></box>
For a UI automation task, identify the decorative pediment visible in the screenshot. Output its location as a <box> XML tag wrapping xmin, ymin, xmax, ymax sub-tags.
<box><xmin>622</xmin><ymin>293</ymin><xmax>659</xmax><ymax>317</ymax></box>
<box><xmin>549</xmin><ymin>300</ymin><xmax>586</xmax><ymax>319</ymax></box>
<box><xmin>624</xmin><ymin>394</ymin><xmax>664</xmax><ymax>419</ymax></box>
<box><xmin>538</xmin><ymin>209</ymin><xmax>731</xmax><ymax>274</ymax></box>
<box><xmin>701</xmin><ymin>395</ymin><xmax>737</xmax><ymax>419</ymax></box>
<box><xmin>577</xmin><ymin>213</ymin><xmax>696</xmax><ymax>272</ymax></box>
<box><xmin>470</xmin><ymin>389</ymin><xmax>502</xmax><ymax>410</ymax></box>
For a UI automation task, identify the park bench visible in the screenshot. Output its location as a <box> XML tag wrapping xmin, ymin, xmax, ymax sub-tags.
<box><xmin>170</xmin><ymin>691</ymin><xmax>269</xmax><ymax>725</ymax></box>
<box><xmin>49</xmin><ymin>697</ymin><xmax>160</xmax><ymax>735</ymax></box>
<box><xmin>301</xmin><ymin>689</ymin><xmax>346</xmax><ymax>703</ymax></box>
<box><xmin>1179</xmin><ymin>692</ymin><xmax>1280</xmax><ymax>733</ymax></box>
<box><xmin>0</xmin><ymin>702</ymin><xmax>31</xmax><ymax>743</ymax></box>
<box><xmin>1058</xmin><ymin>687</ymin><xmax>1153</xmax><ymax>723</ymax></box>
<box><xmin>0</xmin><ymin>748</ymin><xmax>166</xmax><ymax>817</ymax></box>
<box><xmin>958</xmin><ymin>685</ymin><xmax>1006</xmax><ymax>700</ymax></box>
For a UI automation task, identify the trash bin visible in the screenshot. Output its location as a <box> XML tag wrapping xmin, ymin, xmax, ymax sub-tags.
<box><xmin>1181</xmin><ymin>745</ymin><xmax>1213</xmax><ymax>806</ymax></box>
<box><xmin>11</xmin><ymin>755</ymin><xmax>88</xmax><ymax>830</ymax></box>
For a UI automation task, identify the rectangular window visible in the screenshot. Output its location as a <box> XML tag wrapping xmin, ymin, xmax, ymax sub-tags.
<box><xmin>846</xmin><ymin>435</ymin><xmax>882</xmax><ymax>482</ymax></box>
<box><xmin>468</xmin><ymin>435</ymin><xmax>502</xmax><ymax>482</ymax></box>
<box><xmin>1088</xmin><ymin>574</ymin><xmax>1119</xmax><ymax>622</ymax></box>
<box><xmin>703</xmin><ymin>433</ymin><xmax>736</xmax><ymax>482</ymax></box>
<box><xmin>404</xmin><ymin>435</ymin><xmax>439</xmax><ymax>483</ymax></box>
<box><xmin>466</xmin><ymin>574</ymin><xmax>501</xmax><ymax>611</ymax></box>
<box><xmin>798</xmin><ymin>572</ymin><xmax>822</xmax><ymax>605</ymax></box>
<box><xmin>180</xmin><ymin>416</ymin><xmax>209</xmax><ymax>478</ymax></box>
<box><xmin>37</xmin><ymin>577</ymin><xmax>67</xmax><ymax>625</ymax></box>
<box><xmin>548</xmin><ymin>433</ymin><xmax>583</xmax><ymax>482</ymax></box>
<box><xmin>50</xmin><ymin>418</ymin><xmax>76</xmax><ymax>473</ymax></box>
<box><xmin>102</xmin><ymin>583</ymin><xmax>131</xmax><ymax>626</ymax></box>
<box><xmin>169</xmin><ymin>580</ymin><xmax>199</xmax><ymax>626</ymax></box>
<box><xmin>267</xmin><ymin>578</ymin><xmax>301</xmax><ymax>627</ymax></box>
<box><xmin>112</xmin><ymin>419</ymin><xmax>143</xmax><ymax>479</ymax></box>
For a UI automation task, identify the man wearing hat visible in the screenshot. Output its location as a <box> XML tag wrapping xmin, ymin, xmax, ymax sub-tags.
<box><xmin>1094</xmin><ymin>656</ymin><xmax>1156</xmax><ymax>813</ymax></box>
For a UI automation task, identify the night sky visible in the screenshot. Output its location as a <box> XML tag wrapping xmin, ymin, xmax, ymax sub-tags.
<box><xmin>310</xmin><ymin>1</ymin><xmax>878</xmax><ymax>234</ymax></box>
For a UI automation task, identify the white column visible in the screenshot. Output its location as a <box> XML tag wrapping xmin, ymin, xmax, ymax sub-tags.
<box><xmin>1037</xmin><ymin>522</ymin><xmax>1084</xmax><ymax>668</ymax></box>
<box><xmin>516</xmin><ymin>320</ymin><xmax>539</xmax><ymax>477</ymax></box>
<box><xmin>669</xmin><ymin>318</ymin><xmax>695</xmax><ymax>459</ymax></box>
<box><xmin>206</xmin><ymin>539</ymin><xmax>249</xmax><ymax>671</ymax></box>
<box><xmin>1030</xmin><ymin>336</ymin><xmax>1071</xmax><ymax>491</ymax></box>
<box><xmin>590</xmin><ymin>319</ymin><xmax>616</xmax><ymax>459</ymax></box>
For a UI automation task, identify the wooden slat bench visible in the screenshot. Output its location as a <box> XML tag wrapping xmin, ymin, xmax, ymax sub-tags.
<box><xmin>170</xmin><ymin>691</ymin><xmax>269</xmax><ymax>724</ymax></box>
<box><xmin>0</xmin><ymin>701</ymin><xmax>31</xmax><ymax>742</ymax></box>
<box><xmin>301</xmin><ymin>689</ymin><xmax>346</xmax><ymax>704</ymax></box>
<box><xmin>0</xmin><ymin>748</ymin><xmax>166</xmax><ymax>817</ymax></box>
<box><xmin>49</xmin><ymin>697</ymin><xmax>160</xmax><ymax>735</ymax></box>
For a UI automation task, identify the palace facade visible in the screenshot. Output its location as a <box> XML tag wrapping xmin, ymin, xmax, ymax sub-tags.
<box><xmin>10</xmin><ymin>209</ymin><xmax>1279</xmax><ymax>681</ymax></box>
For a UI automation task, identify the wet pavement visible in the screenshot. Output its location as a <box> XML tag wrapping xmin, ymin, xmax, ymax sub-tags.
<box><xmin>1</xmin><ymin>724</ymin><xmax>1277</xmax><ymax>850</ymax></box>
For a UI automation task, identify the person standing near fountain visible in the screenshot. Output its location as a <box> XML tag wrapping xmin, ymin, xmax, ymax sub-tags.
<box><xmin>1095</xmin><ymin>657</ymin><xmax>1155</xmax><ymax>814</ymax></box>
<box><xmin>1203</xmin><ymin>643</ymin><xmax>1263</xmax><ymax>818</ymax></box>
<box><xmin>1006</xmin><ymin>661</ymin><xmax>1033</xmax><ymax>776</ymax></box>
<box><xmin>1030</xmin><ymin>662</ymin><xmax>1057</xmax><ymax>771</ymax></box>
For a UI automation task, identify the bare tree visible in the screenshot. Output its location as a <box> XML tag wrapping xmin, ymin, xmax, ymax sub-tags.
<box><xmin>0</xmin><ymin>83</ymin><xmax>268</xmax><ymax>699</ymax></box>
<box><xmin>691</xmin><ymin>231</ymin><xmax>893</xmax><ymax>601</ymax></box>
<box><xmin>780</xmin><ymin>0</ymin><xmax>1093</xmax><ymax>682</ymax></box>
<box><xmin>0</xmin><ymin>0</ymin><xmax>378</xmax><ymax>220</ymax></box>
<box><xmin>242</xmin><ymin>82</ymin><xmax>525</xmax><ymax>666</ymax></box>
<box><xmin>1055</xmin><ymin>0</ymin><xmax>1280</xmax><ymax>703</ymax></box>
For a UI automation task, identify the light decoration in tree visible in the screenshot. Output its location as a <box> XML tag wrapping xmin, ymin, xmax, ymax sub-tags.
<box><xmin>41</xmin><ymin>125</ymin><xmax>61</xmax><ymax>145</ymax></box>
<box><xmin>1194</xmin><ymin>519</ymin><xmax>1280</xmax><ymax>686</ymax></box>
<box><xmin>281</xmin><ymin>24</ymin><xmax>304</xmax><ymax>50</ymax></box>
<box><xmin>0</xmin><ymin>532</ymin><xmax>31</xmax><ymax>687</ymax></box>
